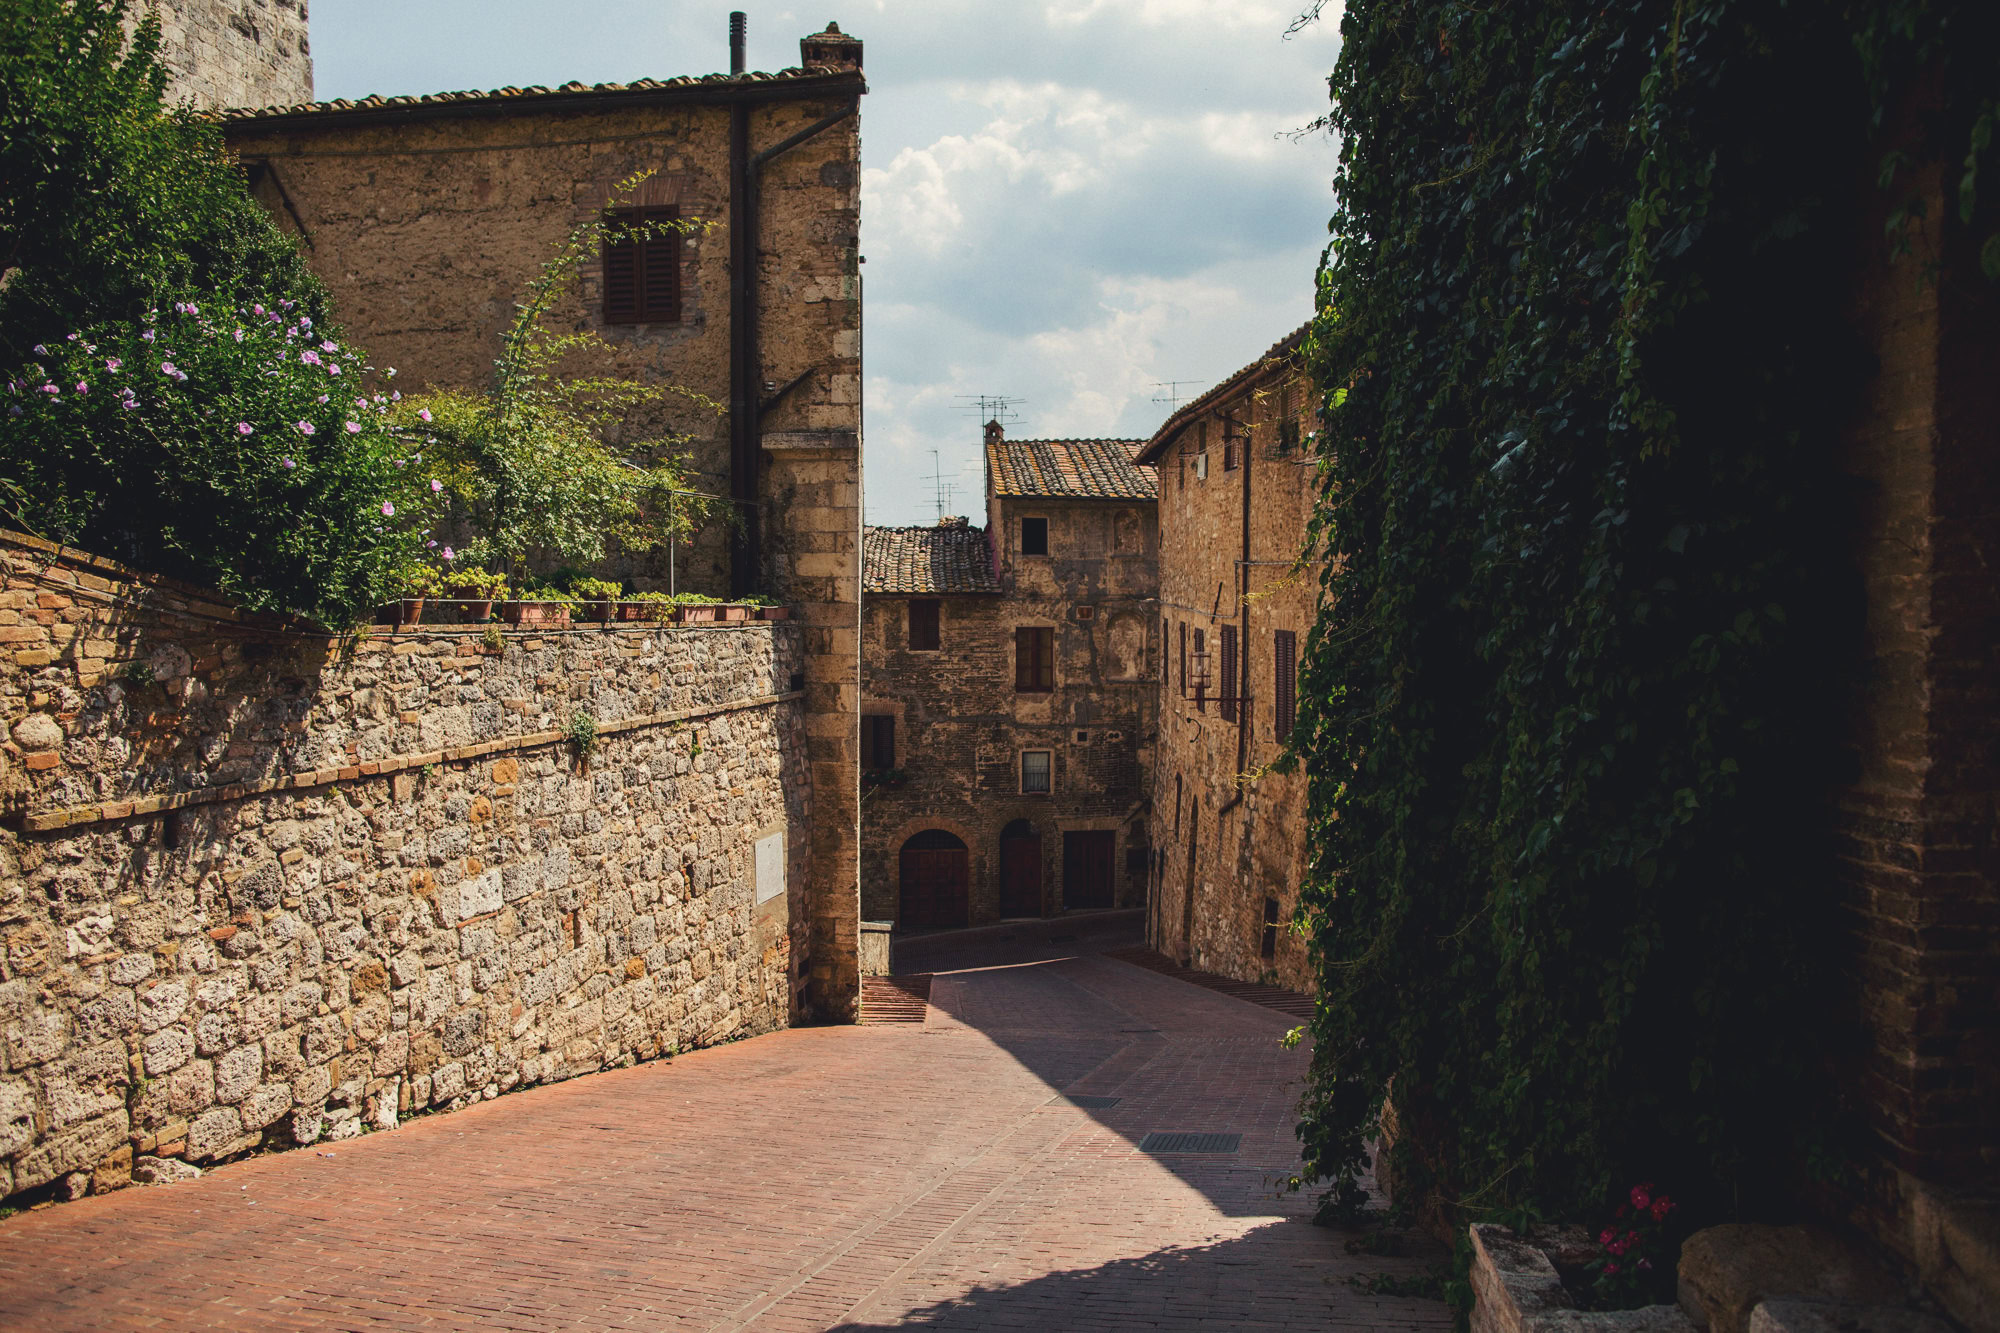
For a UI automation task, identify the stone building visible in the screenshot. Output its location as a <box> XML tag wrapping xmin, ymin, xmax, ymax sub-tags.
<box><xmin>134</xmin><ymin>0</ymin><xmax>313</xmax><ymax>112</ymax></box>
<box><xmin>220</xmin><ymin>19</ymin><xmax>866</xmax><ymax>1022</ymax></box>
<box><xmin>1139</xmin><ymin>325</ymin><xmax>1317</xmax><ymax>991</ymax></box>
<box><xmin>859</xmin><ymin>427</ymin><xmax>1158</xmax><ymax>930</ymax></box>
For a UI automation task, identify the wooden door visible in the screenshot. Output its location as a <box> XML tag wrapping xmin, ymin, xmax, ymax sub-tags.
<box><xmin>999</xmin><ymin>825</ymin><xmax>1043</xmax><ymax>918</ymax></box>
<box><xmin>1062</xmin><ymin>831</ymin><xmax>1116</xmax><ymax>911</ymax></box>
<box><xmin>899</xmin><ymin>831</ymin><xmax>968</xmax><ymax>930</ymax></box>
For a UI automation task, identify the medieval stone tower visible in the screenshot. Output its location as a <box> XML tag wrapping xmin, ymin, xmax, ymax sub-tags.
<box><xmin>134</xmin><ymin>0</ymin><xmax>312</xmax><ymax>110</ymax></box>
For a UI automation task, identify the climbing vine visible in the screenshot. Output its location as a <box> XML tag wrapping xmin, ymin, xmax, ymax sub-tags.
<box><xmin>1291</xmin><ymin>0</ymin><xmax>1999</xmax><ymax>1235</ymax></box>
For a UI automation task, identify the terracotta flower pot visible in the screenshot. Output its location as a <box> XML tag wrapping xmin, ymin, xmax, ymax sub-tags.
<box><xmin>676</xmin><ymin>604</ymin><xmax>721</xmax><ymax>624</ymax></box>
<box><xmin>398</xmin><ymin>598</ymin><xmax>425</xmax><ymax>626</ymax></box>
<box><xmin>586</xmin><ymin>598</ymin><xmax>614</xmax><ymax>623</ymax></box>
<box><xmin>756</xmin><ymin>605</ymin><xmax>792</xmax><ymax>621</ymax></box>
<box><xmin>503</xmin><ymin>601</ymin><xmax>570</xmax><ymax>627</ymax></box>
<box><xmin>720</xmin><ymin>604</ymin><xmax>751</xmax><ymax>622</ymax></box>
<box><xmin>443</xmin><ymin>598</ymin><xmax>492</xmax><ymax>623</ymax></box>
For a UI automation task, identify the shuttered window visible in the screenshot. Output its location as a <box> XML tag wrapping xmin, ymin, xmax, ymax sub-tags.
<box><xmin>1274</xmin><ymin>629</ymin><xmax>1297</xmax><ymax>736</ymax></box>
<box><xmin>601</xmin><ymin>205</ymin><xmax>681</xmax><ymax>324</ymax></box>
<box><xmin>1193</xmin><ymin>628</ymin><xmax>1206</xmax><ymax>712</ymax></box>
<box><xmin>862</xmin><ymin>714</ymin><xmax>895</xmax><ymax>771</ymax></box>
<box><xmin>908</xmin><ymin>599</ymin><xmax>940</xmax><ymax>651</ymax></box>
<box><xmin>1219</xmin><ymin>625</ymin><xmax>1238</xmax><ymax>722</ymax></box>
<box><xmin>1015</xmin><ymin>627</ymin><xmax>1054</xmax><ymax>692</ymax></box>
<box><xmin>1177</xmin><ymin>622</ymin><xmax>1187</xmax><ymax>696</ymax></box>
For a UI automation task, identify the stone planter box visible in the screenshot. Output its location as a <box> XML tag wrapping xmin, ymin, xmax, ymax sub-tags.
<box><xmin>1471</xmin><ymin>1224</ymin><xmax>1694</xmax><ymax>1333</ymax></box>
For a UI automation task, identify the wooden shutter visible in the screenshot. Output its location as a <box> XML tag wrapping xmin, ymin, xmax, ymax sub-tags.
<box><xmin>1015</xmin><ymin>627</ymin><xmax>1052</xmax><ymax>691</ymax></box>
<box><xmin>1177</xmin><ymin>622</ymin><xmax>1186</xmax><ymax>694</ymax></box>
<box><xmin>1274</xmin><ymin>629</ymin><xmax>1297</xmax><ymax>736</ymax></box>
<box><xmin>1193</xmin><ymin>629</ymin><xmax>1206</xmax><ymax>712</ymax></box>
<box><xmin>908</xmin><ymin>599</ymin><xmax>940</xmax><ymax>651</ymax></box>
<box><xmin>862</xmin><ymin>715</ymin><xmax>895</xmax><ymax>770</ymax></box>
<box><xmin>602</xmin><ymin>205</ymin><xmax>681</xmax><ymax>325</ymax></box>
<box><xmin>1219</xmin><ymin>626</ymin><xmax>1238</xmax><ymax>722</ymax></box>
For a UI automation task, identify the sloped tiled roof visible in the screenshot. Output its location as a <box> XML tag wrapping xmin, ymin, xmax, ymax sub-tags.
<box><xmin>986</xmin><ymin>438</ymin><xmax>1157</xmax><ymax>501</ymax></box>
<box><xmin>863</xmin><ymin>524</ymin><xmax>1001</xmax><ymax>596</ymax></box>
<box><xmin>215</xmin><ymin>66</ymin><xmax>863</xmax><ymax>127</ymax></box>
<box><xmin>1136</xmin><ymin>323</ymin><xmax>1311</xmax><ymax>465</ymax></box>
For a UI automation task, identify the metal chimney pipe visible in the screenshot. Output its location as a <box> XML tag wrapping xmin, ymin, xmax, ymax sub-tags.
<box><xmin>729</xmin><ymin>11</ymin><xmax>746</xmax><ymax>74</ymax></box>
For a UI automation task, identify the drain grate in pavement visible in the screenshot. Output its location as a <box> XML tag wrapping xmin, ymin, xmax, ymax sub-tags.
<box><xmin>1049</xmin><ymin>1094</ymin><xmax>1122</xmax><ymax>1109</ymax></box>
<box><xmin>1139</xmin><ymin>1131</ymin><xmax>1241</xmax><ymax>1154</ymax></box>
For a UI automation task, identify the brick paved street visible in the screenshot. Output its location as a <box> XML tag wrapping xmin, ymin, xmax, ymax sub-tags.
<box><xmin>0</xmin><ymin>921</ymin><xmax>1449</xmax><ymax>1330</ymax></box>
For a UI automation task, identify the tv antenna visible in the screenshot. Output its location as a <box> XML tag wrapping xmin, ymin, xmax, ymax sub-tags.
<box><xmin>924</xmin><ymin>450</ymin><xmax>961</xmax><ymax>522</ymax></box>
<box><xmin>955</xmin><ymin>393</ymin><xmax>1024</xmax><ymax>429</ymax></box>
<box><xmin>1151</xmin><ymin>380</ymin><xmax>1203</xmax><ymax>412</ymax></box>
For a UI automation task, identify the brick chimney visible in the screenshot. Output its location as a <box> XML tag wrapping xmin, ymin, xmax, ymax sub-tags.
<box><xmin>801</xmin><ymin>21</ymin><xmax>862</xmax><ymax>71</ymax></box>
<box><xmin>983</xmin><ymin>418</ymin><xmax>1004</xmax><ymax>447</ymax></box>
<box><xmin>938</xmin><ymin>515</ymin><xmax>969</xmax><ymax>530</ymax></box>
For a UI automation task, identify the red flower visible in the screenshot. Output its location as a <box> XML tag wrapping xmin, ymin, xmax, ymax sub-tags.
<box><xmin>1599</xmin><ymin>1228</ymin><xmax>1616</xmax><ymax>1246</ymax></box>
<box><xmin>1604</xmin><ymin>1260</ymin><xmax>1621</xmax><ymax>1275</ymax></box>
<box><xmin>1651</xmin><ymin>1196</ymin><xmax>1674</xmax><ymax>1221</ymax></box>
<box><xmin>1630</xmin><ymin>1184</ymin><xmax>1653</xmax><ymax>1211</ymax></box>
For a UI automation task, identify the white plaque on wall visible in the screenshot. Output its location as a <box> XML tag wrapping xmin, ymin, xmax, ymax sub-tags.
<box><xmin>754</xmin><ymin>831</ymin><xmax>785</xmax><ymax>905</ymax></box>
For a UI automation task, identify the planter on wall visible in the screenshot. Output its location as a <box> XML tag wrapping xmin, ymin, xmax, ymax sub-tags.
<box><xmin>720</xmin><ymin>604</ymin><xmax>751</xmax><ymax>622</ymax></box>
<box><xmin>676</xmin><ymin>603</ymin><xmax>722</xmax><ymax>624</ymax></box>
<box><xmin>440</xmin><ymin>598</ymin><xmax>492</xmax><ymax>624</ymax></box>
<box><xmin>502</xmin><ymin>600</ymin><xmax>570</xmax><ymax>628</ymax></box>
<box><xmin>756</xmin><ymin>605</ymin><xmax>792</xmax><ymax>621</ymax></box>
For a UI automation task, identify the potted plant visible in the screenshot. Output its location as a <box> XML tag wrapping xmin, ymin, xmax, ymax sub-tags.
<box><xmin>569</xmin><ymin>577</ymin><xmax>622</xmax><ymax>623</ymax></box>
<box><xmin>390</xmin><ymin>564</ymin><xmax>442</xmax><ymax>626</ymax></box>
<box><xmin>743</xmin><ymin>594</ymin><xmax>791</xmax><ymax>621</ymax></box>
<box><xmin>624</xmin><ymin>591</ymin><xmax>677</xmax><ymax>623</ymax></box>
<box><xmin>503</xmin><ymin>586</ymin><xmax>575</xmax><ymax>627</ymax></box>
<box><xmin>672</xmin><ymin>593</ymin><xmax>723</xmax><ymax>624</ymax></box>
<box><xmin>440</xmin><ymin>567</ymin><xmax>508</xmax><ymax>623</ymax></box>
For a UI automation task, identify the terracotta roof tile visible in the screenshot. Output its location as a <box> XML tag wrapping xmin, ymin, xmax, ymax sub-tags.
<box><xmin>215</xmin><ymin>66</ymin><xmax>860</xmax><ymax>124</ymax></box>
<box><xmin>986</xmin><ymin>438</ymin><xmax>1156</xmax><ymax>501</ymax></box>
<box><xmin>863</xmin><ymin>523</ymin><xmax>1000</xmax><ymax>596</ymax></box>
<box><xmin>1135</xmin><ymin>323</ymin><xmax>1310</xmax><ymax>465</ymax></box>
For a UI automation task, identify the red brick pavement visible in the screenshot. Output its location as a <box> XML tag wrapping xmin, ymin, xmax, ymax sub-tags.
<box><xmin>0</xmin><ymin>926</ymin><xmax>1448</xmax><ymax>1331</ymax></box>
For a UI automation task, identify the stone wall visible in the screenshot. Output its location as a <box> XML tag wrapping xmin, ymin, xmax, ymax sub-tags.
<box><xmin>1827</xmin><ymin>132</ymin><xmax>2000</xmax><ymax>1310</ymax></box>
<box><xmin>135</xmin><ymin>0</ymin><xmax>312</xmax><ymax>111</ymax></box>
<box><xmin>1144</xmin><ymin>333</ymin><xmax>1317</xmax><ymax>991</ymax></box>
<box><xmin>0</xmin><ymin>533</ymin><xmax>812</xmax><ymax>1200</ymax></box>
<box><xmin>861</xmin><ymin>506</ymin><xmax>1156</xmax><ymax>929</ymax></box>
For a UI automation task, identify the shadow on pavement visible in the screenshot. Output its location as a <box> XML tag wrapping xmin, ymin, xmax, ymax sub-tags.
<box><xmin>828</xmin><ymin>1223</ymin><xmax>1453</xmax><ymax>1331</ymax></box>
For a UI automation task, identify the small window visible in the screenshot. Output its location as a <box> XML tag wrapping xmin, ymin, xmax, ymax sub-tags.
<box><xmin>601</xmin><ymin>205</ymin><xmax>681</xmax><ymax>324</ymax></box>
<box><xmin>1223</xmin><ymin>435</ymin><xmax>1240</xmax><ymax>471</ymax></box>
<box><xmin>1073</xmin><ymin>729</ymin><xmax>1090</xmax><ymax>744</ymax></box>
<box><xmin>1219</xmin><ymin>625</ymin><xmax>1238</xmax><ymax>723</ymax></box>
<box><xmin>861</xmin><ymin>715</ymin><xmax>895</xmax><ymax>771</ymax></box>
<box><xmin>908</xmin><ymin>599</ymin><xmax>940</xmax><ymax>651</ymax></box>
<box><xmin>1015</xmin><ymin>626</ymin><xmax>1054</xmax><ymax>692</ymax></box>
<box><xmin>1021</xmin><ymin>516</ymin><xmax>1049</xmax><ymax>557</ymax></box>
<box><xmin>1274</xmin><ymin>629</ymin><xmax>1297</xmax><ymax>736</ymax></box>
<box><xmin>1192</xmin><ymin>628</ymin><xmax>1206</xmax><ymax>712</ymax></box>
<box><xmin>1020</xmin><ymin>750</ymin><xmax>1052</xmax><ymax>794</ymax></box>
<box><xmin>1261</xmin><ymin>896</ymin><xmax>1280</xmax><ymax>960</ymax></box>
<box><xmin>1177</xmin><ymin>622</ymin><xmax>1187</xmax><ymax>695</ymax></box>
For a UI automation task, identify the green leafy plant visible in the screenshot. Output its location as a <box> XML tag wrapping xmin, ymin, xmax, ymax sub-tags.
<box><xmin>564</xmin><ymin>709</ymin><xmax>597</xmax><ymax>761</ymax></box>
<box><xmin>440</xmin><ymin>567</ymin><xmax>508</xmax><ymax>599</ymax></box>
<box><xmin>396</xmin><ymin>174</ymin><xmax>721</xmax><ymax>576</ymax></box>
<box><xmin>1287</xmin><ymin>0</ymin><xmax>1896</xmax><ymax>1250</ymax></box>
<box><xmin>567</xmin><ymin>576</ymin><xmax>622</xmax><ymax>602</ymax></box>
<box><xmin>480</xmin><ymin>622</ymin><xmax>503</xmax><ymax>652</ymax></box>
<box><xmin>395</xmin><ymin>564</ymin><xmax>443</xmax><ymax>599</ymax></box>
<box><xmin>1585</xmin><ymin>1184</ymin><xmax>1679</xmax><ymax>1307</ymax></box>
<box><xmin>0</xmin><ymin>0</ymin><xmax>437</xmax><ymax>626</ymax></box>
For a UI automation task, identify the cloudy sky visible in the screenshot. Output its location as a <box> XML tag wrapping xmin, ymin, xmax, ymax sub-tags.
<box><xmin>313</xmin><ymin>2</ymin><xmax>1342</xmax><ymax>526</ymax></box>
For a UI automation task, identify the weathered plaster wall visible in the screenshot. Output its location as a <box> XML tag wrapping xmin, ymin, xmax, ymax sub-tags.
<box><xmin>0</xmin><ymin>534</ymin><xmax>811</xmax><ymax>1200</ymax></box>
<box><xmin>1147</xmin><ymin>347</ymin><xmax>1318</xmax><ymax>991</ymax></box>
<box><xmin>135</xmin><ymin>0</ymin><xmax>312</xmax><ymax>112</ymax></box>
<box><xmin>861</xmin><ymin>507</ymin><xmax>1156</xmax><ymax>929</ymax></box>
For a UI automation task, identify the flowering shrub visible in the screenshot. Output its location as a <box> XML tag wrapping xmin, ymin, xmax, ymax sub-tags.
<box><xmin>1587</xmin><ymin>1183</ymin><xmax>1678</xmax><ymax>1307</ymax></box>
<box><xmin>0</xmin><ymin>302</ymin><xmax>441</xmax><ymax>625</ymax></box>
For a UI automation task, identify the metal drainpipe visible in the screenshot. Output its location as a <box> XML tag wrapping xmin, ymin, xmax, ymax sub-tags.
<box><xmin>1218</xmin><ymin>417</ymin><xmax>1252</xmax><ymax>818</ymax></box>
<box><xmin>727</xmin><ymin>82</ymin><xmax>860</xmax><ymax>597</ymax></box>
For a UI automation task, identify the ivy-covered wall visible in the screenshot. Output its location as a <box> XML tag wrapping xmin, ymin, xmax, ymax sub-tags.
<box><xmin>1294</xmin><ymin>0</ymin><xmax>1999</xmax><ymax>1259</ymax></box>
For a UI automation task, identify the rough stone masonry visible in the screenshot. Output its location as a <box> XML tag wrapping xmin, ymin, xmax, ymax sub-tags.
<box><xmin>0</xmin><ymin>533</ymin><xmax>813</xmax><ymax>1200</ymax></box>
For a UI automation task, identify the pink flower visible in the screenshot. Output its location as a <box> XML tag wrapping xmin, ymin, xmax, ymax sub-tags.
<box><xmin>1604</xmin><ymin>1261</ymin><xmax>1620</xmax><ymax>1276</ymax></box>
<box><xmin>234</xmin><ymin>329</ymin><xmax>244</xmax><ymax>342</ymax></box>
<box><xmin>321</xmin><ymin>340</ymin><xmax>338</xmax><ymax>352</ymax></box>
<box><xmin>74</xmin><ymin>382</ymin><xmax>87</xmax><ymax>393</ymax></box>
<box><xmin>327</xmin><ymin>363</ymin><xmax>341</xmax><ymax>376</ymax></box>
<box><xmin>141</xmin><ymin>329</ymin><xmax>155</xmax><ymax>342</ymax></box>
<box><xmin>441</xmin><ymin>546</ymin><xmax>455</xmax><ymax>562</ymax></box>
<box><xmin>430</xmin><ymin>479</ymin><xmax>443</xmax><ymax>492</ymax></box>
<box><xmin>299</xmin><ymin>349</ymin><xmax>320</xmax><ymax>366</ymax></box>
<box><xmin>1599</xmin><ymin>1229</ymin><xmax>1616</xmax><ymax>1246</ymax></box>
<box><xmin>282</xmin><ymin>456</ymin><xmax>296</xmax><ymax>468</ymax></box>
<box><xmin>380</xmin><ymin>501</ymin><xmax>395</xmax><ymax>517</ymax></box>
<box><xmin>417</xmin><ymin>408</ymin><xmax>432</xmax><ymax>423</ymax></box>
<box><xmin>104</xmin><ymin>358</ymin><xmax>121</xmax><ymax>372</ymax></box>
<box><xmin>39</xmin><ymin>384</ymin><xmax>57</xmax><ymax>395</ymax></box>
<box><xmin>252</xmin><ymin>304</ymin><xmax>265</xmax><ymax>316</ymax></box>
<box><xmin>237</xmin><ymin>422</ymin><xmax>254</xmax><ymax>435</ymax></box>
<box><xmin>296</xmin><ymin>421</ymin><xmax>315</xmax><ymax>435</ymax></box>
<box><xmin>160</xmin><ymin>361</ymin><xmax>177</xmax><ymax>376</ymax></box>
<box><xmin>1630</xmin><ymin>1185</ymin><xmax>1652</xmax><ymax>1212</ymax></box>
<box><xmin>121</xmin><ymin>399</ymin><xmax>140</xmax><ymax>410</ymax></box>
<box><xmin>345</xmin><ymin>420</ymin><xmax>362</xmax><ymax>434</ymax></box>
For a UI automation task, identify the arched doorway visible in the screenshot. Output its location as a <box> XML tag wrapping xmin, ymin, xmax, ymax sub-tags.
<box><xmin>899</xmin><ymin>829</ymin><xmax>969</xmax><ymax>930</ymax></box>
<box><xmin>998</xmin><ymin>819</ymin><xmax>1043</xmax><ymax>918</ymax></box>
